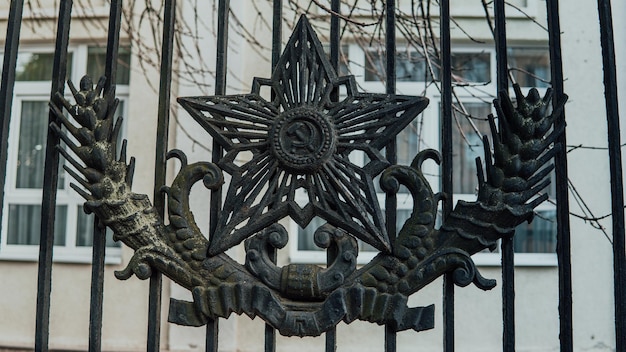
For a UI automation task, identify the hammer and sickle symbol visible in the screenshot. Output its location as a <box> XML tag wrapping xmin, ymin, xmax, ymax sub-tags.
<box><xmin>287</xmin><ymin>121</ymin><xmax>318</xmax><ymax>153</ymax></box>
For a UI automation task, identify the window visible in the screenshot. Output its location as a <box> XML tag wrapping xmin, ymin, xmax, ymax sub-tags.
<box><xmin>0</xmin><ymin>45</ymin><xmax>130</xmax><ymax>263</ymax></box>
<box><xmin>451</xmin><ymin>52</ymin><xmax>491</xmax><ymax>83</ymax></box>
<box><xmin>450</xmin><ymin>102</ymin><xmax>492</xmax><ymax>195</ymax></box>
<box><xmin>292</xmin><ymin>44</ymin><xmax>556</xmax><ymax>266</ymax></box>
<box><xmin>364</xmin><ymin>50</ymin><xmax>434</xmax><ymax>82</ymax></box>
<box><xmin>326</xmin><ymin>1</ymin><xmax>538</xmax><ymax>19</ymax></box>
<box><xmin>508</xmin><ymin>47</ymin><xmax>550</xmax><ymax>88</ymax></box>
<box><xmin>363</xmin><ymin>50</ymin><xmax>490</xmax><ymax>83</ymax></box>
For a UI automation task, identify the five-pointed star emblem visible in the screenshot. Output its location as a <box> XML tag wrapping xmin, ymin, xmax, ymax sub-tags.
<box><xmin>179</xmin><ymin>16</ymin><xmax>429</xmax><ymax>256</ymax></box>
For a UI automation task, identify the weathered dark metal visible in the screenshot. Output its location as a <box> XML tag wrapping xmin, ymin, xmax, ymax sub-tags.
<box><xmin>88</xmin><ymin>223</ymin><xmax>106</xmax><ymax>352</ymax></box>
<box><xmin>327</xmin><ymin>2</ymin><xmax>340</xmax><ymax>349</ymax></box>
<box><xmin>51</xmin><ymin>16</ymin><xmax>565</xmax><ymax>339</ymax></box>
<box><xmin>181</xmin><ymin>17</ymin><xmax>427</xmax><ymax>256</ymax></box>
<box><xmin>149</xmin><ymin>0</ymin><xmax>176</xmax><ymax>350</ymax></box>
<box><xmin>36</xmin><ymin>1</ymin><xmax>72</xmax><ymax>351</ymax></box>
<box><xmin>206</xmin><ymin>0</ymin><xmax>230</xmax><ymax>349</ymax></box>
<box><xmin>86</xmin><ymin>1</ymin><xmax>121</xmax><ymax>350</ymax></box>
<box><xmin>546</xmin><ymin>0</ymin><xmax>574</xmax><ymax>350</ymax></box>
<box><xmin>493</xmin><ymin>0</ymin><xmax>516</xmax><ymax>350</ymax></box>
<box><xmin>0</xmin><ymin>0</ymin><xmax>23</xmax><ymax>235</ymax></box>
<box><xmin>267</xmin><ymin>2</ymin><xmax>282</xmax><ymax>351</ymax></box>
<box><xmin>383</xmin><ymin>1</ymin><xmax>398</xmax><ymax>351</ymax></box>
<box><xmin>597</xmin><ymin>1</ymin><xmax>626</xmax><ymax>350</ymax></box>
<box><xmin>439</xmin><ymin>0</ymin><xmax>455</xmax><ymax>351</ymax></box>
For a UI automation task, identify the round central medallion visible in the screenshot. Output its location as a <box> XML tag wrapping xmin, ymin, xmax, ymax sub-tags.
<box><xmin>270</xmin><ymin>107</ymin><xmax>336</xmax><ymax>172</ymax></box>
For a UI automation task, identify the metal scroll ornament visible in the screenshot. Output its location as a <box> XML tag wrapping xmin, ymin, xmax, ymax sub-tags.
<box><xmin>51</xmin><ymin>16</ymin><xmax>566</xmax><ymax>336</ymax></box>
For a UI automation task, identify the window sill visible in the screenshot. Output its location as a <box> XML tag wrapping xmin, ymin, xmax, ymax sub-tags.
<box><xmin>290</xmin><ymin>251</ymin><xmax>558</xmax><ymax>267</ymax></box>
<box><xmin>0</xmin><ymin>247</ymin><xmax>122</xmax><ymax>265</ymax></box>
<box><xmin>472</xmin><ymin>252</ymin><xmax>558</xmax><ymax>267</ymax></box>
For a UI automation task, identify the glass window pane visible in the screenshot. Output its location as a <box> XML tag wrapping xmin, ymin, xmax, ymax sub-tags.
<box><xmin>508</xmin><ymin>47</ymin><xmax>550</xmax><ymax>88</ymax></box>
<box><xmin>514</xmin><ymin>210</ymin><xmax>556</xmax><ymax>253</ymax></box>
<box><xmin>451</xmin><ymin>52</ymin><xmax>490</xmax><ymax>83</ymax></box>
<box><xmin>7</xmin><ymin>204</ymin><xmax>66</xmax><ymax>245</ymax></box>
<box><xmin>324</xmin><ymin>45</ymin><xmax>350</xmax><ymax>76</ymax></box>
<box><xmin>397</xmin><ymin>118</ymin><xmax>420</xmax><ymax>167</ymax></box>
<box><xmin>86</xmin><ymin>46</ymin><xmax>131</xmax><ymax>85</ymax></box>
<box><xmin>448</xmin><ymin>102</ymin><xmax>492</xmax><ymax>194</ymax></box>
<box><xmin>364</xmin><ymin>50</ymin><xmax>384</xmax><ymax>82</ymax></box>
<box><xmin>450</xmin><ymin>0</ymin><xmax>527</xmax><ymax>8</ymax></box>
<box><xmin>15</xmin><ymin>52</ymin><xmax>72</xmax><ymax>81</ymax></box>
<box><xmin>298</xmin><ymin>217</ymin><xmax>325</xmax><ymax>251</ymax></box>
<box><xmin>397</xmin><ymin>51</ymin><xmax>434</xmax><ymax>82</ymax></box>
<box><xmin>16</xmin><ymin>101</ymin><xmax>65</xmax><ymax>189</ymax></box>
<box><xmin>365</xmin><ymin>50</ymin><xmax>434</xmax><ymax>82</ymax></box>
<box><xmin>297</xmin><ymin>209</ymin><xmax>411</xmax><ymax>252</ymax></box>
<box><xmin>76</xmin><ymin>207</ymin><xmax>120</xmax><ymax>247</ymax></box>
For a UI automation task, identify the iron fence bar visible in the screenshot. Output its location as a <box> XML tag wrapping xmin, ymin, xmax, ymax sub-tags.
<box><xmin>104</xmin><ymin>0</ymin><xmax>121</xmax><ymax>97</ymax></box>
<box><xmin>596</xmin><ymin>1</ymin><xmax>626</xmax><ymax>351</ymax></box>
<box><xmin>264</xmin><ymin>320</ymin><xmax>276</xmax><ymax>352</ymax></box>
<box><xmin>88</xmin><ymin>222</ymin><xmax>106</xmax><ymax>352</ymax></box>
<box><xmin>439</xmin><ymin>0</ymin><xmax>454</xmax><ymax>350</ymax></box>
<box><xmin>384</xmin><ymin>1</ymin><xmax>396</xmax><ymax>349</ymax></box>
<box><xmin>271</xmin><ymin>0</ymin><xmax>282</xmax><ymax>70</ymax></box>
<box><xmin>325</xmin><ymin>2</ymin><xmax>340</xmax><ymax>351</ymax></box>
<box><xmin>493</xmin><ymin>1</ymin><xmax>515</xmax><ymax>351</ymax></box>
<box><xmin>545</xmin><ymin>0</ymin><xmax>573</xmax><ymax>350</ymax></box>
<box><xmin>0</xmin><ymin>0</ymin><xmax>23</xmax><ymax>233</ymax></box>
<box><xmin>207</xmin><ymin>0</ymin><xmax>230</xmax><ymax>350</ymax></box>
<box><xmin>154</xmin><ymin>0</ymin><xmax>176</xmax><ymax>216</ymax></box>
<box><xmin>147</xmin><ymin>0</ymin><xmax>177</xmax><ymax>350</ymax></box>
<box><xmin>265</xmin><ymin>2</ymin><xmax>281</xmax><ymax>350</ymax></box>
<box><xmin>35</xmin><ymin>1</ymin><xmax>71</xmax><ymax>351</ymax></box>
<box><xmin>88</xmin><ymin>228</ymin><xmax>106</xmax><ymax>352</ymax></box>
<box><xmin>86</xmin><ymin>1</ymin><xmax>122</xmax><ymax>350</ymax></box>
<box><xmin>329</xmin><ymin>0</ymin><xmax>340</xmax><ymax>104</ymax></box>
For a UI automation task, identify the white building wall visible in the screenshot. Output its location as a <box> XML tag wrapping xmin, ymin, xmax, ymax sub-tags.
<box><xmin>0</xmin><ymin>0</ymin><xmax>622</xmax><ymax>351</ymax></box>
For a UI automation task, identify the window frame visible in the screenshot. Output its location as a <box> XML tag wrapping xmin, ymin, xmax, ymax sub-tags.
<box><xmin>315</xmin><ymin>0</ymin><xmax>539</xmax><ymax>20</ymax></box>
<box><xmin>0</xmin><ymin>44</ymin><xmax>129</xmax><ymax>264</ymax></box>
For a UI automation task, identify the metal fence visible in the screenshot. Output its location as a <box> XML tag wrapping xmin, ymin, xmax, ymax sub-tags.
<box><xmin>0</xmin><ymin>0</ymin><xmax>624</xmax><ymax>351</ymax></box>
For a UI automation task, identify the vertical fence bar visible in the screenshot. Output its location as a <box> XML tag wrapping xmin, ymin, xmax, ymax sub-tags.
<box><xmin>265</xmin><ymin>2</ymin><xmax>281</xmax><ymax>351</ymax></box>
<box><xmin>545</xmin><ymin>0</ymin><xmax>573</xmax><ymax>350</ymax></box>
<box><xmin>325</xmin><ymin>1</ymin><xmax>340</xmax><ymax>350</ymax></box>
<box><xmin>88</xmin><ymin>212</ymin><xmax>106</xmax><ymax>351</ymax></box>
<box><xmin>86</xmin><ymin>1</ymin><xmax>121</xmax><ymax>350</ymax></box>
<box><xmin>439</xmin><ymin>0</ymin><xmax>454</xmax><ymax>351</ymax></box>
<box><xmin>35</xmin><ymin>1</ymin><xmax>71</xmax><ymax>350</ymax></box>
<box><xmin>384</xmin><ymin>1</ymin><xmax>396</xmax><ymax>350</ymax></box>
<box><xmin>329</xmin><ymin>0</ymin><xmax>340</xmax><ymax>103</ymax></box>
<box><xmin>596</xmin><ymin>1</ymin><xmax>626</xmax><ymax>351</ymax></box>
<box><xmin>149</xmin><ymin>0</ymin><xmax>177</xmax><ymax>350</ymax></box>
<box><xmin>207</xmin><ymin>0</ymin><xmax>230</xmax><ymax>350</ymax></box>
<box><xmin>271</xmin><ymin>0</ymin><xmax>282</xmax><ymax>71</ymax></box>
<box><xmin>0</xmin><ymin>0</ymin><xmax>23</xmax><ymax>227</ymax></box>
<box><xmin>493</xmin><ymin>1</ymin><xmax>515</xmax><ymax>351</ymax></box>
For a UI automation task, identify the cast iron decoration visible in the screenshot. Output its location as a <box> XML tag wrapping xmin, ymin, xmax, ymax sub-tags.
<box><xmin>51</xmin><ymin>16</ymin><xmax>566</xmax><ymax>336</ymax></box>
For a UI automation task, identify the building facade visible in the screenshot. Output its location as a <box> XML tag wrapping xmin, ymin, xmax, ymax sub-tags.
<box><xmin>0</xmin><ymin>0</ymin><xmax>623</xmax><ymax>351</ymax></box>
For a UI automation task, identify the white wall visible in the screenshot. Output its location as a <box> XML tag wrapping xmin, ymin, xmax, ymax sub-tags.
<box><xmin>0</xmin><ymin>0</ymin><xmax>622</xmax><ymax>350</ymax></box>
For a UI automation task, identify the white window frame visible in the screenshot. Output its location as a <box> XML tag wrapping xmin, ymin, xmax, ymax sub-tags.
<box><xmin>315</xmin><ymin>0</ymin><xmax>539</xmax><ymax>20</ymax></box>
<box><xmin>0</xmin><ymin>44</ymin><xmax>129</xmax><ymax>264</ymax></box>
<box><xmin>289</xmin><ymin>43</ymin><xmax>557</xmax><ymax>267</ymax></box>
<box><xmin>0</xmin><ymin>1</ymin><xmax>111</xmax><ymax>20</ymax></box>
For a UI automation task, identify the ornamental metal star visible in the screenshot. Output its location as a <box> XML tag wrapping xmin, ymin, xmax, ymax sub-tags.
<box><xmin>179</xmin><ymin>16</ymin><xmax>429</xmax><ymax>256</ymax></box>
